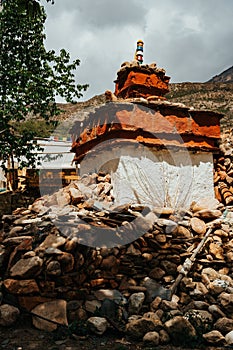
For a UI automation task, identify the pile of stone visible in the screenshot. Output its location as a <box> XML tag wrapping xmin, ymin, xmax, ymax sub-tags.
<box><xmin>0</xmin><ymin>171</ymin><xmax>233</xmax><ymax>347</ymax></box>
<box><xmin>214</xmin><ymin>128</ymin><xmax>233</xmax><ymax>205</ymax></box>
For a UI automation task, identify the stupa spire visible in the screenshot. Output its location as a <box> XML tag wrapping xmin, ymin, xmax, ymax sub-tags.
<box><xmin>134</xmin><ymin>39</ymin><xmax>144</xmax><ymax>64</ymax></box>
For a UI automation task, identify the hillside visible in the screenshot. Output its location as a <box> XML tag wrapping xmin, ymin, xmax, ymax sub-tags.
<box><xmin>207</xmin><ymin>66</ymin><xmax>233</xmax><ymax>83</ymax></box>
<box><xmin>166</xmin><ymin>82</ymin><xmax>233</xmax><ymax>131</ymax></box>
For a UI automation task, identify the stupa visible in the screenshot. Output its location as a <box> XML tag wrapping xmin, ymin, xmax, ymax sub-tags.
<box><xmin>71</xmin><ymin>41</ymin><xmax>223</xmax><ymax>209</ymax></box>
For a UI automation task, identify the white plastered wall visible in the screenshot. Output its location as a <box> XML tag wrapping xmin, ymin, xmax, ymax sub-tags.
<box><xmin>112</xmin><ymin>150</ymin><xmax>214</xmax><ymax>210</ymax></box>
<box><xmin>79</xmin><ymin>141</ymin><xmax>215</xmax><ymax>210</ymax></box>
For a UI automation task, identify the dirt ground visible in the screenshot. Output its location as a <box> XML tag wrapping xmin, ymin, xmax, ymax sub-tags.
<box><xmin>0</xmin><ymin>315</ymin><xmax>225</xmax><ymax>350</ymax></box>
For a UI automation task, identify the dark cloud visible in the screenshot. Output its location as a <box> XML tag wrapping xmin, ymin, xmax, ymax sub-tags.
<box><xmin>75</xmin><ymin>0</ymin><xmax>147</xmax><ymax>29</ymax></box>
<box><xmin>42</xmin><ymin>0</ymin><xmax>233</xmax><ymax>100</ymax></box>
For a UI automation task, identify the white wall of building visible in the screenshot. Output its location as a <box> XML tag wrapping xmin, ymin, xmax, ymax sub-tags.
<box><xmin>112</xmin><ymin>150</ymin><xmax>214</xmax><ymax>210</ymax></box>
<box><xmin>79</xmin><ymin>141</ymin><xmax>215</xmax><ymax>210</ymax></box>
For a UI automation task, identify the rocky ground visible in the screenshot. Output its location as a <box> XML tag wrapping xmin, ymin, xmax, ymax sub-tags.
<box><xmin>0</xmin><ymin>313</ymin><xmax>228</xmax><ymax>350</ymax></box>
<box><xmin>1</xmin><ymin>172</ymin><xmax>233</xmax><ymax>349</ymax></box>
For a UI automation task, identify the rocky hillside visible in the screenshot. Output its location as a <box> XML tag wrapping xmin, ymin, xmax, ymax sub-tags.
<box><xmin>207</xmin><ymin>66</ymin><xmax>233</xmax><ymax>83</ymax></box>
<box><xmin>166</xmin><ymin>82</ymin><xmax>233</xmax><ymax>131</ymax></box>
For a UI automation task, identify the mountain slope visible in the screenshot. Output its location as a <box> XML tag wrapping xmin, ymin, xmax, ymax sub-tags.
<box><xmin>207</xmin><ymin>66</ymin><xmax>233</xmax><ymax>83</ymax></box>
<box><xmin>166</xmin><ymin>82</ymin><xmax>233</xmax><ymax>131</ymax></box>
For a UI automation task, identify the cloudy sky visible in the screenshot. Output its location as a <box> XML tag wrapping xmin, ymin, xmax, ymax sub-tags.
<box><xmin>42</xmin><ymin>0</ymin><xmax>233</xmax><ymax>101</ymax></box>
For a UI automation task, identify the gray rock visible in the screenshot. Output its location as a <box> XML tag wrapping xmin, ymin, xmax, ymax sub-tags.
<box><xmin>142</xmin><ymin>277</ymin><xmax>171</xmax><ymax>302</ymax></box>
<box><xmin>84</xmin><ymin>300</ymin><xmax>101</xmax><ymax>314</ymax></box>
<box><xmin>128</xmin><ymin>292</ymin><xmax>145</xmax><ymax>315</ymax></box>
<box><xmin>87</xmin><ymin>317</ymin><xmax>108</xmax><ymax>335</ymax></box>
<box><xmin>94</xmin><ymin>289</ymin><xmax>126</xmax><ymax>305</ymax></box>
<box><xmin>225</xmin><ymin>330</ymin><xmax>233</xmax><ymax>345</ymax></box>
<box><xmin>209</xmin><ymin>279</ymin><xmax>229</xmax><ymax>295</ymax></box>
<box><xmin>0</xmin><ymin>304</ymin><xmax>20</xmax><ymax>326</ymax></box>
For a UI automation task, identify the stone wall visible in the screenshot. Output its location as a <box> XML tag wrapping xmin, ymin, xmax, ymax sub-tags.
<box><xmin>0</xmin><ymin>191</ymin><xmax>35</xmax><ymax>217</ymax></box>
<box><xmin>0</xmin><ymin>173</ymin><xmax>233</xmax><ymax>347</ymax></box>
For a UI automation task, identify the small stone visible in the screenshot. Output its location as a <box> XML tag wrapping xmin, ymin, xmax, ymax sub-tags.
<box><xmin>87</xmin><ymin>317</ymin><xmax>108</xmax><ymax>335</ymax></box>
<box><xmin>126</xmin><ymin>244</ymin><xmax>141</xmax><ymax>256</ymax></box>
<box><xmin>150</xmin><ymin>296</ymin><xmax>162</xmax><ymax>311</ymax></box>
<box><xmin>8</xmin><ymin>226</ymin><xmax>24</xmax><ymax>236</ymax></box>
<box><xmin>159</xmin><ymin>329</ymin><xmax>170</xmax><ymax>344</ymax></box>
<box><xmin>94</xmin><ymin>289</ymin><xmax>126</xmax><ymax>304</ymax></box>
<box><xmin>208</xmin><ymin>304</ymin><xmax>226</xmax><ymax>319</ymax></box>
<box><xmin>69</xmin><ymin>187</ymin><xmax>84</xmax><ymax>204</ymax></box>
<box><xmin>57</xmin><ymin>252</ymin><xmax>74</xmax><ymax>273</ymax></box>
<box><xmin>190</xmin><ymin>217</ymin><xmax>206</xmax><ymax>235</ymax></box>
<box><xmin>225</xmin><ymin>330</ymin><xmax>233</xmax><ymax>345</ymax></box>
<box><xmin>202</xmin><ymin>330</ymin><xmax>225</xmax><ymax>344</ymax></box>
<box><xmin>214</xmin><ymin>317</ymin><xmax>233</xmax><ymax>334</ymax></box>
<box><xmin>143</xmin><ymin>331</ymin><xmax>160</xmax><ymax>346</ymax></box>
<box><xmin>219</xmin><ymin>292</ymin><xmax>233</xmax><ymax>314</ymax></box>
<box><xmin>0</xmin><ymin>304</ymin><xmax>20</xmax><ymax>326</ymax></box>
<box><xmin>153</xmin><ymin>207</ymin><xmax>174</xmax><ymax>216</ymax></box>
<box><xmin>142</xmin><ymin>277</ymin><xmax>171</xmax><ymax>302</ymax></box>
<box><xmin>160</xmin><ymin>300</ymin><xmax>179</xmax><ymax>311</ymax></box>
<box><xmin>149</xmin><ymin>267</ymin><xmax>165</xmax><ymax>280</ymax></box>
<box><xmin>46</xmin><ymin>261</ymin><xmax>61</xmax><ymax>276</ymax></box>
<box><xmin>190</xmin><ymin>282</ymin><xmax>208</xmax><ymax>296</ymax></box>
<box><xmin>55</xmin><ymin>190</ymin><xmax>70</xmax><ymax>207</ymax></box>
<box><xmin>36</xmin><ymin>234</ymin><xmax>66</xmax><ymax>251</ymax></box>
<box><xmin>191</xmin><ymin>198</ymin><xmax>220</xmax><ymax>212</ymax></box>
<box><xmin>3</xmin><ymin>236</ymin><xmax>33</xmax><ymax>246</ymax></box>
<box><xmin>176</xmin><ymin>225</ymin><xmax>192</xmax><ymax>239</ymax></box>
<box><xmin>209</xmin><ymin>242</ymin><xmax>225</xmax><ymax>260</ymax></box>
<box><xmin>185</xmin><ymin>310</ymin><xmax>213</xmax><ymax>332</ymax></box>
<box><xmin>84</xmin><ymin>300</ymin><xmax>101</xmax><ymax>314</ymax></box>
<box><xmin>126</xmin><ymin>318</ymin><xmax>158</xmax><ymax>339</ymax></box>
<box><xmin>192</xmin><ymin>301</ymin><xmax>209</xmax><ymax>310</ymax></box>
<box><xmin>128</xmin><ymin>292</ymin><xmax>145</xmax><ymax>315</ymax></box>
<box><xmin>155</xmin><ymin>234</ymin><xmax>166</xmax><ymax>243</ymax></box>
<box><xmin>160</xmin><ymin>260</ymin><xmax>177</xmax><ymax>275</ymax></box>
<box><xmin>101</xmin><ymin>255</ymin><xmax>119</xmax><ymax>270</ymax></box>
<box><xmin>209</xmin><ymin>279</ymin><xmax>229</xmax><ymax>294</ymax></box>
<box><xmin>32</xmin><ymin>300</ymin><xmax>68</xmax><ymax>332</ymax></box>
<box><xmin>202</xmin><ymin>267</ymin><xmax>219</xmax><ymax>282</ymax></box>
<box><xmin>3</xmin><ymin>279</ymin><xmax>39</xmax><ymax>294</ymax></box>
<box><xmin>165</xmin><ymin>316</ymin><xmax>196</xmax><ymax>345</ymax></box>
<box><xmin>142</xmin><ymin>253</ymin><xmax>153</xmax><ymax>261</ymax></box>
<box><xmin>10</xmin><ymin>256</ymin><xmax>43</xmax><ymax>278</ymax></box>
<box><xmin>194</xmin><ymin>209</ymin><xmax>222</xmax><ymax>220</ymax></box>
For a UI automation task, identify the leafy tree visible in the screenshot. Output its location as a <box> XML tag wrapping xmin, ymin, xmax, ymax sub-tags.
<box><xmin>0</xmin><ymin>0</ymin><xmax>88</xmax><ymax>188</ymax></box>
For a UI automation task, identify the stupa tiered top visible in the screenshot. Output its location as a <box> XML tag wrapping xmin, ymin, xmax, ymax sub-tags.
<box><xmin>114</xmin><ymin>40</ymin><xmax>170</xmax><ymax>100</ymax></box>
